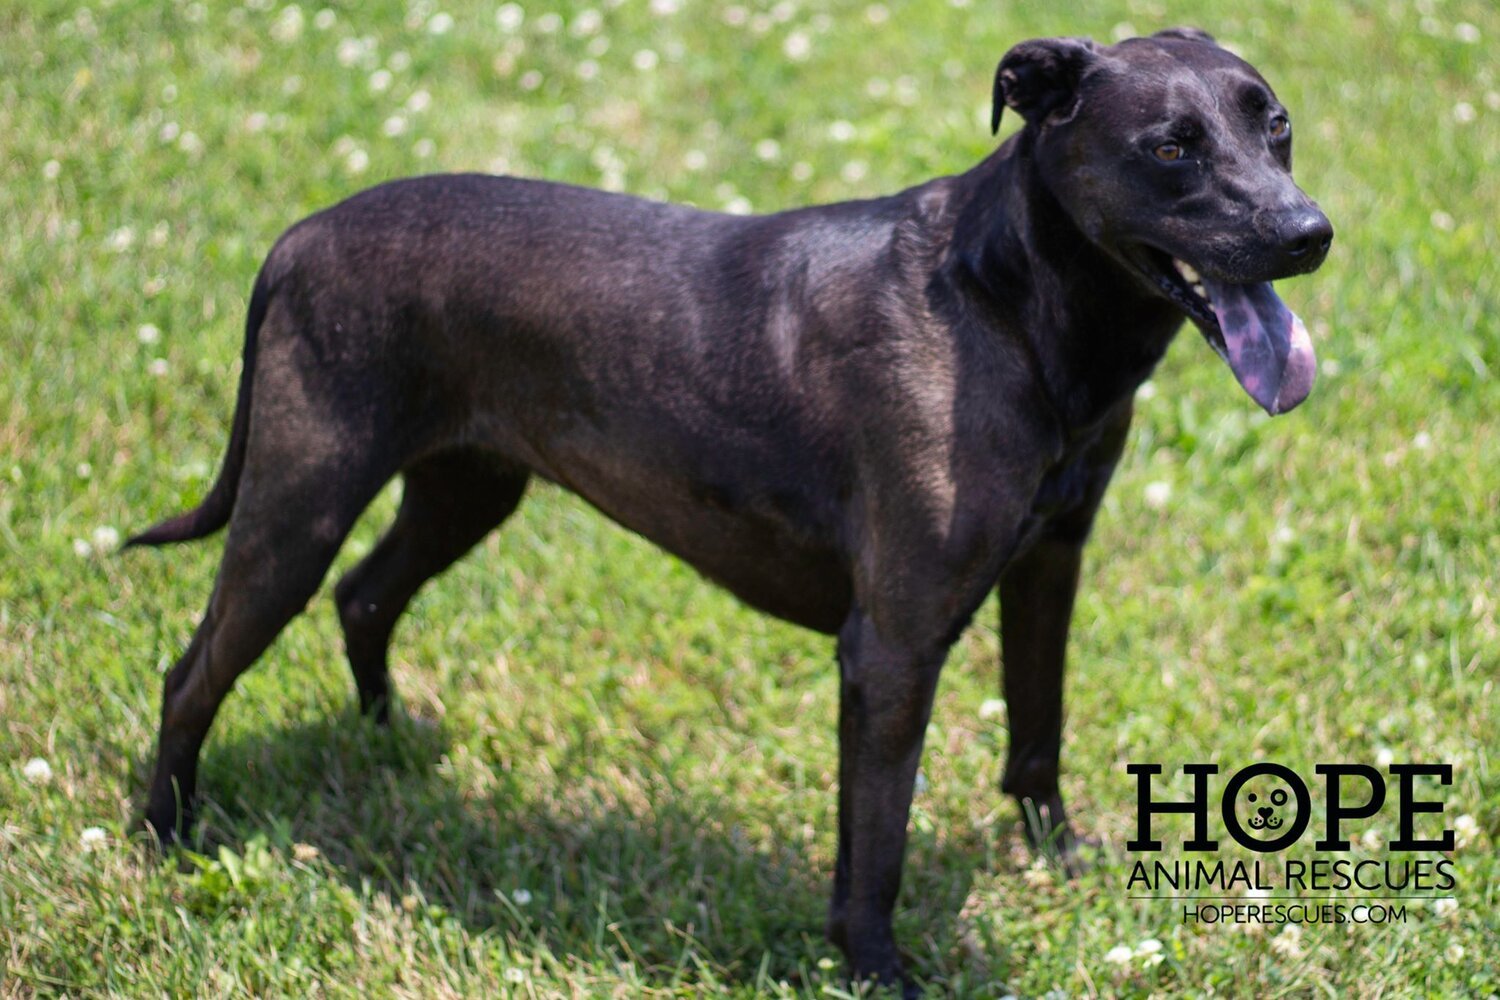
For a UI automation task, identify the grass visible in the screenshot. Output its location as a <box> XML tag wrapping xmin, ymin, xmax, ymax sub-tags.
<box><xmin>1</xmin><ymin>0</ymin><xmax>1497</xmax><ymax>996</ymax></box>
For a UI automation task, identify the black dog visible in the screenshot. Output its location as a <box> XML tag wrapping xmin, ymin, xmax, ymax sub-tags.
<box><xmin>129</xmin><ymin>28</ymin><xmax>1330</xmax><ymax>990</ymax></box>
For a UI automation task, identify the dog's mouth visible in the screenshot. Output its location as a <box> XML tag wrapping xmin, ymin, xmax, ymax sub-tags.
<box><xmin>1130</xmin><ymin>246</ymin><xmax>1316</xmax><ymax>416</ymax></box>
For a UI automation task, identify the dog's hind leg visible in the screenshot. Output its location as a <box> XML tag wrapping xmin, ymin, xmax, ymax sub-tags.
<box><xmin>143</xmin><ymin>447</ymin><xmax>393</xmax><ymax>843</ymax></box>
<box><xmin>334</xmin><ymin>451</ymin><xmax>529</xmax><ymax>722</ymax></box>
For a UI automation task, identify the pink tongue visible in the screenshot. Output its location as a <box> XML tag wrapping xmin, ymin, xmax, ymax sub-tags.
<box><xmin>1203</xmin><ymin>278</ymin><xmax>1316</xmax><ymax>415</ymax></box>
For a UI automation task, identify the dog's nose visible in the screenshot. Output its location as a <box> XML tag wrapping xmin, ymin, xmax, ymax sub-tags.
<box><xmin>1276</xmin><ymin>208</ymin><xmax>1333</xmax><ymax>268</ymax></box>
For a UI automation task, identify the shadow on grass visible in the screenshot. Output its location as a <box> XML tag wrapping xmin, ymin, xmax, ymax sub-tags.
<box><xmin>158</xmin><ymin>711</ymin><xmax>984</xmax><ymax>990</ymax></box>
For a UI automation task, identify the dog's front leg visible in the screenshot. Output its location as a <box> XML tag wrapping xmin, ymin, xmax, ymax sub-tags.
<box><xmin>827</xmin><ymin>610</ymin><xmax>946</xmax><ymax>991</ymax></box>
<box><xmin>996</xmin><ymin>409</ymin><xmax>1130</xmax><ymax>871</ymax></box>
<box><xmin>998</xmin><ymin>534</ymin><xmax>1086</xmax><ymax>867</ymax></box>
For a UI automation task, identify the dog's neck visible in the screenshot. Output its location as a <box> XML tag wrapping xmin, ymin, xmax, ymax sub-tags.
<box><xmin>944</xmin><ymin>132</ymin><xmax>1184</xmax><ymax>433</ymax></box>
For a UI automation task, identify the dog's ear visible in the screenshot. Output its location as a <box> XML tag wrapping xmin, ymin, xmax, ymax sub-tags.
<box><xmin>991</xmin><ymin>36</ymin><xmax>1099</xmax><ymax>134</ymax></box>
<box><xmin>1154</xmin><ymin>26</ymin><xmax>1217</xmax><ymax>44</ymax></box>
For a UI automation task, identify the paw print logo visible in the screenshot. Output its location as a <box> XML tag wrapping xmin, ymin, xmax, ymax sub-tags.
<box><xmin>1245</xmin><ymin>787</ymin><xmax>1289</xmax><ymax>830</ymax></box>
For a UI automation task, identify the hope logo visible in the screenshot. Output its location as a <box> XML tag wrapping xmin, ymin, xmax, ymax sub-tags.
<box><xmin>1125</xmin><ymin>761</ymin><xmax>1454</xmax><ymax>854</ymax></box>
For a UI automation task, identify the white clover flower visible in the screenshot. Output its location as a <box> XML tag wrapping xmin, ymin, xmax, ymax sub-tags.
<box><xmin>978</xmin><ymin>698</ymin><xmax>1005</xmax><ymax>721</ymax></box>
<box><xmin>632</xmin><ymin>49</ymin><xmax>659</xmax><ymax>71</ymax></box>
<box><xmin>504</xmin><ymin>967</ymin><xmax>526</xmax><ymax>984</ymax></box>
<box><xmin>1270</xmin><ymin>925</ymin><xmax>1303</xmax><ymax>958</ymax></box>
<box><xmin>1021</xmin><ymin>864</ymin><xmax>1051</xmax><ymax>888</ymax></box>
<box><xmin>270</xmin><ymin>5</ymin><xmax>304</xmax><ymax>43</ymax></box>
<box><xmin>649</xmin><ymin>0</ymin><xmax>679</xmax><ymax>14</ymax></box>
<box><xmin>1104</xmin><ymin>944</ymin><xmax>1133</xmax><ymax>965</ymax></box>
<box><xmin>828</xmin><ymin>119</ymin><xmax>855</xmax><ymax>142</ymax></box>
<box><xmin>722</xmin><ymin>5</ymin><xmax>748</xmax><ymax>27</ymax></box>
<box><xmin>107</xmin><ymin>227</ymin><xmax>135</xmax><ymax>252</ymax></box>
<box><xmin>245</xmin><ymin>110</ymin><xmax>270</xmax><ymax>132</ymax></box>
<box><xmin>23</xmin><ymin>758</ymin><xmax>53</xmax><ymax>784</ymax></box>
<box><xmin>519</xmin><ymin>70</ymin><xmax>542</xmax><ymax>91</ymax></box>
<box><xmin>783</xmin><ymin>30</ymin><xmax>811</xmax><ymax>61</ymax></box>
<box><xmin>43</xmin><ymin>159</ymin><xmax>61</xmax><ymax>180</ymax></box>
<box><xmin>1433</xmin><ymin>896</ymin><xmax>1458</xmax><ymax>918</ymax></box>
<box><xmin>148</xmin><ymin>358</ymin><xmax>170</xmax><ymax>377</ymax></box>
<box><xmin>790</xmin><ymin>161</ymin><xmax>813</xmax><ymax>182</ymax></box>
<box><xmin>571</xmin><ymin>9</ymin><xmax>601</xmax><ymax>36</ymax></box>
<box><xmin>1453</xmin><ymin>102</ymin><xmax>1477</xmax><ymax>124</ymax></box>
<box><xmin>1412</xmin><ymin>431</ymin><xmax>1432</xmax><ymax>451</ymax></box>
<box><xmin>137</xmin><ymin>324</ymin><xmax>161</xmax><ymax>345</ymax></box>
<box><xmin>1431</xmin><ymin>210</ymin><xmax>1455</xmax><ymax>231</ymax></box>
<box><xmin>1360</xmin><ymin>828</ymin><xmax>1383</xmax><ymax>851</ymax></box>
<box><xmin>1143</xmin><ymin>480</ymin><xmax>1171</xmax><ymax>509</ymax></box>
<box><xmin>724</xmin><ymin>197</ymin><xmax>753</xmax><ymax>216</ymax></box>
<box><xmin>407</xmin><ymin>89</ymin><xmax>432</xmax><ymax>113</ymax></box>
<box><xmin>682</xmin><ymin>149</ymin><xmax>708</xmax><ymax>171</ymax></box>
<box><xmin>414</xmin><ymin>138</ymin><xmax>436</xmax><ymax>158</ymax></box>
<box><xmin>427</xmin><ymin>12</ymin><xmax>454</xmax><ymax>35</ymax></box>
<box><xmin>73</xmin><ymin>538</ymin><xmax>93</xmax><ymax>558</ymax></box>
<box><xmin>336</xmin><ymin>37</ymin><xmax>362</xmax><ymax>66</ymax></box>
<box><xmin>76</xmin><ymin>462</ymin><xmax>93</xmax><ymax>479</ymax></box>
<box><xmin>496</xmin><ymin>3</ymin><xmax>523</xmax><ymax>32</ymax></box>
<box><xmin>382</xmin><ymin>115</ymin><xmax>408</xmax><ymax>136</ymax></box>
<box><xmin>1453</xmin><ymin>813</ymin><xmax>1479</xmax><ymax>849</ymax></box>
<box><xmin>1487</xmin><ymin>91</ymin><xmax>1500</xmax><ymax>112</ymax></box>
<box><xmin>1134</xmin><ymin>938</ymin><xmax>1162</xmax><ymax>957</ymax></box>
<box><xmin>1446</xmin><ymin>943</ymin><xmax>1466</xmax><ymax>963</ymax></box>
<box><xmin>512</xmin><ymin>888</ymin><xmax>532</xmax><ymax>905</ymax></box>
<box><xmin>865</xmin><ymin>4</ymin><xmax>888</xmax><ymax>24</ymax></box>
<box><xmin>80</xmin><ymin>826</ymin><xmax>108</xmax><ymax>850</ymax></box>
<box><xmin>755</xmin><ymin>138</ymin><xmax>780</xmax><ymax>161</ymax></box>
<box><xmin>840</xmin><ymin>160</ymin><xmax>868</xmax><ymax>183</ymax></box>
<box><xmin>535</xmin><ymin>12</ymin><xmax>561</xmax><ymax>33</ymax></box>
<box><xmin>313</xmin><ymin>8</ymin><xmax>335</xmax><ymax>30</ymax></box>
<box><xmin>1374</xmin><ymin>747</ymin><xmax>1395</xmax><ymax>767</ymax></box>
<box><xmin>92</xmin><ymin>526</ymin><xmax>120</xmax><ymax>551</ymax></box>
<box><xmin>388</xmin><ymin>50</ymin><xmax>411</xmax><ymax>72</ymax></box>
<box><xmin>1135</xmin><ymin>380</ymin><xmax>1157</xmax><ymax>401</ymax></box>
<box><xmin>1454</xmin><ymin>22</ymin><xmax>1480</xmax><ymax>43</ymax></box>
<box><xmin>369</xmin><ymin>69</ymin><xmax>393</xmax><ymax>92</ymax></box>
<box><xmin>345</xmin><ymin>149</ymin><xmax>369</xmax><ymax>174</ymax></box>
<box><xmin>1112</xmin><ymin>22</ymin><xmax>1137</xmax><ymax>43</ymax></box>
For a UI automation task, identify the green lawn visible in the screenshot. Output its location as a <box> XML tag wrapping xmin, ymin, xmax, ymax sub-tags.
<box><xmin>2</xmin><ymin>0</ymin><xmax>1497</xmax><ymax>996</ymax></box>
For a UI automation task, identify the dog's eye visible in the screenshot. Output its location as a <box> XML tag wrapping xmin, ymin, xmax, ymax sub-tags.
<box><xmin>1269</xmin><ymin>115</ymin><xmax>1290</xmax><ymax>139</ymax></box>
<box><xmin>1153</xmin><ymin>143</ymin><xmax>1183</xmax><ymax>162</ymax></box>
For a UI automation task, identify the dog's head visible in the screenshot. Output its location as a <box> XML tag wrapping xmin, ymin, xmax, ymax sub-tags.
<box><xmin>992</xmin><ymin>28</ymin><xmax>1333</xmax><ymax>415</ymax></box>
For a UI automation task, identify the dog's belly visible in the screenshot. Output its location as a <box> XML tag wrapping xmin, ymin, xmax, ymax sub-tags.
<box><xmin>470</xmin><ymin>394</ymin><xmax>854</xmax><ymax>633</ymax></box>
<box><xmin>533</xmin><ymin>453</ymin><xmax>853</xmax><ymax>633</ymax></box>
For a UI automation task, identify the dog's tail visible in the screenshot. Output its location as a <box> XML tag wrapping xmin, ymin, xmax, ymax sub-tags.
<box><xmin>125</xmin><ymin>268</ymin><xmax>270</xmax><ymax>549</ymax></box>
